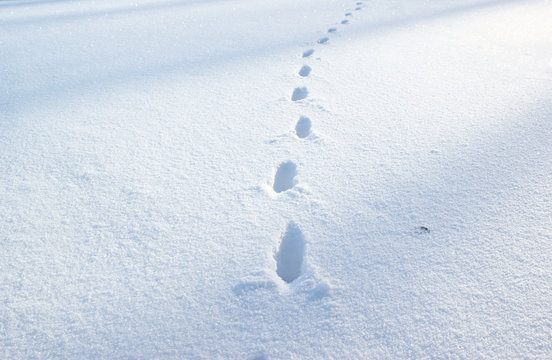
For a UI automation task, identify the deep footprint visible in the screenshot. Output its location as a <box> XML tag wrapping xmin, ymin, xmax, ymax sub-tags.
<box><xmin>298</xmin><ymin>65</ymin><xmax>311</xmax><ymax>77</ymax></box>
<box><xmin>318</xmin><ymin>37</ymin><xmax>329</xmax><ymax>44</ymax></box>
<box><xmin>328</xmin><ymin>27</ymin><xmax>337</xmax><ymax>33</ymax></box>
<box><xmin>291</xmin><ymin>87</ymin><xmax>308</xmax><ymax>101</ymax></box>
<box><xmin>295</xmin><ymin>116</ymin><xmax>311</xmax><ymax>139</ymax></box>
<box><xmin>273</xmin><ymin>161</ymin><xmax>297</xmax><ymax>193</ymax></box>
<box><xmin>275</xmin><ymin>222</ymin><xmax>306</xmax><ymax>283</ymax></box>
<box><xmin>345</xmin><ymin>12</ymin><xmax>352</xmax><ymax>16</ymax></box>
<box><xmin>341</xmin><ymin>19</ymin><xmax>349</xmax><ymax>24</ymax></box>
<box><xmin>302</xmin><ymin>49</ymin><xmax>315</xmax><ymax>58</ymax></box>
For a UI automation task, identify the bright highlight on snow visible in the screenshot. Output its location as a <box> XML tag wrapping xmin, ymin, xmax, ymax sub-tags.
<box><xmin>1</xmin><ymin>0</ymin><xmax>551</xmax><ymax>358</ymax></box>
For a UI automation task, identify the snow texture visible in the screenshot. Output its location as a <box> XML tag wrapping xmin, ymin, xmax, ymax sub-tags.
<box><xmin>1</xmin><ymin>0</ymin><xmax>552</xmax><ymax>358</ymax></box>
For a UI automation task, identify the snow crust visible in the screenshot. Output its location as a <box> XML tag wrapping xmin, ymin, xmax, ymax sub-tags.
<box><xmin>1</xmin><ymin>0</ymin><xmax>551</xmax><ymax>357</ymax></box>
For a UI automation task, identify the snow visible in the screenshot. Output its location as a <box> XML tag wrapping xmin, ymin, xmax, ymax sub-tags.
<box><xmin>1</xmin><ymin>0</ymin><xmax>551</xmax><ymax>358</ymax></box>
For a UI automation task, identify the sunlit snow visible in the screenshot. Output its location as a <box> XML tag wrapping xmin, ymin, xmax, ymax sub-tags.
<box><xmin>1</xmin><ymin>0</ymin><xmax>551</xmax><ymax>357</ymax></box>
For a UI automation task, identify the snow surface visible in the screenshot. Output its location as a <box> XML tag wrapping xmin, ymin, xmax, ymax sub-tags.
<box><xmin>1</xmin><ymin>0</ymin><xmax>552</xmax><ymax>358</ymax></box>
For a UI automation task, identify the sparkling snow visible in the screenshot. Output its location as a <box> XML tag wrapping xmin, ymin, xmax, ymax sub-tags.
<box><xmin>1</xmin><ymin>0</ymin><xmax>551</xmax><ymax>358</ymax></box>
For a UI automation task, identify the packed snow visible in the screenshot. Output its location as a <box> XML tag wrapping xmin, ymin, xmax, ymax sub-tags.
<box><xmin>1</xmin><ymin>0</ymin><xmax>551</xmax><ymax>358</ymax></box>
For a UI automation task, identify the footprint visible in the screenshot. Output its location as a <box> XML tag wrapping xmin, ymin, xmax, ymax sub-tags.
<box><xmin>275</xmin><ymin>222</ymin><xmax>306</xmax><ymax>283</ymax></box>
<box><xmin>355</xmin><ymin>6</ymin><xmax>362</xmax><ymax>10</ymax></box>
<box><xmin>345</xmin><ymin>12</ymin><xmax>352</xmax><ymax>16</ymax></box>
<box><xmin>298</xmin><ymin>65</ymin><xmax>311</xmax><ymax>77</ymax></box>
<box><xmin>341</xmin><ymin>19</ymin><xmax>349</xmax><ymax>24</ymax></box>
<box><xmin>295</xmin><ymin>116</ymin><xmax>311</xmax><ymax>139</ymax></box>
<box><xmin>356</xmin><ymin>1</ymin><xmax>363</xmax><ymax>4</ymax></box>
<box><xmin>318</xmin><ymin>37</ymin><xmax>329</xmax><ymax>44</ymax></box>
<box><xmin>273</xmin><ymin>161</ymin><xmax>297</xmax><ymax>193</ymax></box>
<box><xmin>302</xmin><ymin>49</ymin><xmax>315</xmax><ymax>58</ymax></box>
<box><xmin>291</xmin><ymin>87</ymin><xmax>308</xmax><ymax>101</ymax></box>
<box><xmin>328</xmin><ymin>27</ymin><xmax>337</xmax><ymax>33</ymax></box>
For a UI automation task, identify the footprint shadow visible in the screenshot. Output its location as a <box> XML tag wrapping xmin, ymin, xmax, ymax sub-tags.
<box><xmin>298</xmin><ymin>65</ymin><xmax>311</xmax><ymax>77</ymax></box>
<box><xmin>318</xmin><ymin>37</ymin><xmax>329</xmax><ymax>44</ymax></box>
<box><xmin>275</xmin><ymin>222</ymin><xmax>306</xmax><ymax>283</ymax></box>
<box><xmin>291</xmin><ymin>87</ymin><xmax>308</xmax><ymax>101</ymax></box>
<box><xmin>295</xmin><ymin>116</ymin><xmax>311</xmax><ymax>139</ymax></box>
<box><xmin>273</xmin><ymin>161</ymin><xmax>297</xmax><ymax>193</ymax></box>
<box><xmin>302</xmin><ymin>49</ymin><xmax>315</xmax><ymax>58</ymax></box>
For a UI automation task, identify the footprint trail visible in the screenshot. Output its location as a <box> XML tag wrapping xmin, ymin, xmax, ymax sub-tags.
<box><xmin>244</xmin><ymin>0</ymin><xmax>367</xmax><ymax>297</ymax></box>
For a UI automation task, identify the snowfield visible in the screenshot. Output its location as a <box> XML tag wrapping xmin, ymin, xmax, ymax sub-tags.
<box><xmin>1</xmin><ymin>0</ymin><xmax>552</xmax><ymax>358</ymax></box>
